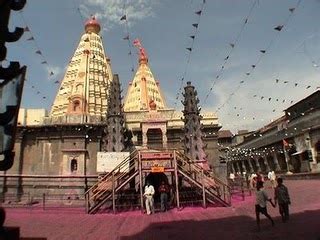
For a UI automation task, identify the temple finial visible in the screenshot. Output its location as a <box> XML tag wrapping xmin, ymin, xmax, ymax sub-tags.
<box><xmin>133</xmin><ymin>38</ymin><xmax>148</xmax><ymax>64</ymax></box>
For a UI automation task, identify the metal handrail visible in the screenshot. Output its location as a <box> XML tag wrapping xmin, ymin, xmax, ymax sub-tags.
<box><xmin>175</xmin><ymin>150</ymin><xmax>231</xmax><ymax>205</ymax></box>
<box><xmin>85</xmin><ymin>149</ymin><xmax>138</xmax><ymax>195</ymax></box>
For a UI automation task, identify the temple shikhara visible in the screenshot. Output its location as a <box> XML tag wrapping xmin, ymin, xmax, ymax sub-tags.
<box><xmin>0</xmin><ymin>17</ymin><xmax>231</xmax><ymax>213</ymax></box>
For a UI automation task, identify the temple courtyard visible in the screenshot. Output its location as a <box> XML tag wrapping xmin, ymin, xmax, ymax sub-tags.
<box><xmin>2</xmin><ymin>179</ymin><xmax>320</xmax><ymax>240</ymax></box>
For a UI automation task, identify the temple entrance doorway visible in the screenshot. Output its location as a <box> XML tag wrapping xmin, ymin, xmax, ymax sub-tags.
<box><xmin>145</xmin><ymin>172</ymin><xmax>169</xmax><ymax>204</ymax></box>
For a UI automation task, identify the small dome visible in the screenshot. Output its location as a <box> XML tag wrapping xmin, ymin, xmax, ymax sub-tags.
<box><xmin>85</xmin><ymin>16</ymin><xmax>101</xmax><ymax>33</ymax></box>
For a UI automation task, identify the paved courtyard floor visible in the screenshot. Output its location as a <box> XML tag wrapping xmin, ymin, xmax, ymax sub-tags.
<box><xmin>3</xmin><ymin>179</ymin><xmax>320</xmax><ymax>240</ymax></box>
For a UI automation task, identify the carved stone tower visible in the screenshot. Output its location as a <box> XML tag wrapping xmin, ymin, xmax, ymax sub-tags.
<box><xmin>182</xmin><ymin>82</ymin><xmax>208</xmax><ymax>168</ymax></box>
<box><xmin>50</xmin><ymin>17</ymin><xmax>113</xmax><ymax>122</ymax></box>
<box><xmin>102</xmin><ymin>74</ymin><xmax>125</xmax><ymax>152</ymax></box>
<box><xmin>123</xmin><ymin>39</ymin><xmax>166</xmax><ymax>112</ymax></box>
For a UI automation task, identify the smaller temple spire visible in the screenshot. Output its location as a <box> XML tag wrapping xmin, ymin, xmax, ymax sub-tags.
<box><xmin>123</xmin><ymin>38</ymin><xmax>167</xmax><ymax>112</ymax></box>
<box><xmin>133</xmin><ymin>38</ymin><xmax>148</xmax><ymax>64</ymax></box>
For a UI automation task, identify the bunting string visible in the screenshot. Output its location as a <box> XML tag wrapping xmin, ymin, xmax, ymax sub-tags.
<box><xmin>216</xmin><ymin>0</ymin><xmax>302</xmax><ymax>114</ymax></box>
<box><xmin>19</xmin><ymin>11</ymin><xmax>56</xmax><ymax>78</ymax></box>
<box><xmin>203</xmin><ymin>0</ymin><xmax>259</xmax><ymax>105</ymax></box>
<box><xmin>18</xmin><ymin>11</ymin><xmax>60</xmax><ymax>104</ymax></box>
<box><xmin>170</xmin><ymin>0</ymin><xmax>206</xmax><ymax>120</ymax></box>
<box><xmin>120</xmin><ymin>2</ymin><xmax>135</xmax><ymax>74</ymax></box>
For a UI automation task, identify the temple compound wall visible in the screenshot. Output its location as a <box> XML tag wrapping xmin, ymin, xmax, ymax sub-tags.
<box><xmin>0</xmin><ymin>110</ymin><xmax>221</xmax><ymax>202</ymax></box>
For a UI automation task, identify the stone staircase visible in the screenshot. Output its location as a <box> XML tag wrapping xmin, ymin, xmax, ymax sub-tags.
<box><xmin>85</xmin><ymin>149</ymin><xmax>231</xmax><ymax>214</ymax></box>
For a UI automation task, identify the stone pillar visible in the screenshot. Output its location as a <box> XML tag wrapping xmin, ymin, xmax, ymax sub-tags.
<box><xmin>263</xmin><ymin>156</ymin><xmax>271</xmax><ymax>172</ymax></box>
<box><xmin>230</xmin><ymin>162</ymin><xmax>235</xmax><ymax>173</ymax></box>
<box><xmin>272</xmin><ymin>151</ymin><xmax>281</xmax><ymax>171</ymax></box>
<box><xmin>161</xmin><ymin>128</ymin><xmax>167</xmax><ymax>149</ymax></box>
<box><xmin>246</xmin><ymin>159</ymin><xmax>254</xmax><ymax>173</ymax></box>
<box><xmin>233</xmin><ymin>161</ymin><xmax>238</xmax><ymax>173</ymax></box>
<box><xmin>237</xmin><ymin>161</ymin><xmax>243</xmax><ymax>173</ymax></box>
<box><xmin>142</xmin><ymin>132</ymin><xmax>147</xmax><ymax>147</ymax></box>
<box><xmin>254</xmin><ymin>157</ymin><xmax>261</xmax><ymax>172</ymax></box>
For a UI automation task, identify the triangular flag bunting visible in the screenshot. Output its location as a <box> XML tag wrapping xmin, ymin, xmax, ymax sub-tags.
<box><xmin>186</xmin><ymin>47</ymin><xmax>192</xmax><ymax>52</ymax></box>
<box><xmin>289</xmin><ymin>8</ymin><xmax>295</xmax><ymax>13</ymax></box>
<box><xmin>274</xmin><ymin>25</ymin><xmax>284</xmax><ymax>31</ymax></box>
<box><xmin>230</xmin><ymin>43</ymin><xmax>235</xmax><ymax>48</ymax></box>
<box><xmin>260</xmin><ymin>50</ymin><xmax>266</xmax><ymax>53</ymax></box>
<box><xmin>192</xmin><ymin>23</ymin><xmax>198</xmax><ymax>28</ymax></box>
<box><xmin>190</xmin><ymin>35</ymin><xmax>195</xmax><ymax>39</ymax></box>
<box><xmin>35</xmin><ymin>50</ymin><xmax>42</xmax><ymax>55</ymax></box>
<box><xmin>195</xmin><ymin>10</ymin><xmax>202</xmax><ymax>15</ymax></box>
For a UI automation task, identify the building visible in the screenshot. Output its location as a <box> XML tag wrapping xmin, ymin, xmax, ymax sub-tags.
<box><xmin>227</xmin><ymin>91</ymin><xmax>320</xmax><ymax>175</ymax></box>
<box><xmin>0</xmin><ymin>17</ymin><xmax>223</xmax><ymax>205</ymax></box>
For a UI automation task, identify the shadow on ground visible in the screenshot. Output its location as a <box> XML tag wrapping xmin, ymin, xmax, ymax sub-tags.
<box><xmin>121</xmin><ymin>209</ymin><xmax>320</xmax><ymax>240</ymax></box>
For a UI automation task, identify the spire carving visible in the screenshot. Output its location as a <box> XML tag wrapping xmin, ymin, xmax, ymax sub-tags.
<box><xmin>50</xmin><ymin>17</ymin><xmax>113</xmax><ymax>122</ymax></box>
<box><xmin>182</xmin><ymin>82</ymin><xmax>209</xmax><ymax>169</ymax></box>
<box><xmin>102</xmin><ymin>74</ymin><xmax>125</xmax><ymax>152</ymax></box>
<box><xmin>123</xmin><ymin>39</ymin><xmax>166</xmax><ymax>112</ymax></box>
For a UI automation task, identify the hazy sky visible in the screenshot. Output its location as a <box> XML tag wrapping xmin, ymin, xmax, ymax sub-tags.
<box><xmin>5</xmin><ymin>0</ymin><xmax>320</xmax><ymax>133</ymax></box>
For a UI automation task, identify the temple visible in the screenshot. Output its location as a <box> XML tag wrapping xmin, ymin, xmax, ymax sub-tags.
<box><xmin>50</xmin><ymin>17</ymin><xmax>113</xmax><ymax>123</ymax></box>
<box><xmin>0</xmin><ymin>18</ymin><xmax>227</xmax><ymax>213</ymax></box>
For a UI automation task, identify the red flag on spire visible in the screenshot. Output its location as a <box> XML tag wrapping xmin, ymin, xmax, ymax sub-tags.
<box><xmin>133</xmin><ymin>39</ymin><xmax>141</xmax><ymax>47</ymax></box>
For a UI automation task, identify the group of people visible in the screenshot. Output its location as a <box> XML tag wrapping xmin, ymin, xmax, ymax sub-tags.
<box><xmin>143</xmin><ymin>181</ymin><xmax>170</xmax><ymax>215</ymax></box>
<box><xmin>255</xmin><ymin>177</ymin><xmax>291</xmax><ymax>231</ymax></box>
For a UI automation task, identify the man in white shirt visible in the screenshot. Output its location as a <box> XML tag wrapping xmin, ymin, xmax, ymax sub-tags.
<box><xmin>255</xmin><ymin>181</ymin><xmax>275</xmax><ymax>231</ymax></box>
<box><xmin>144</xmin><ymin>181</ymin><xmax>155</xmax><ymax>215</ymax></box>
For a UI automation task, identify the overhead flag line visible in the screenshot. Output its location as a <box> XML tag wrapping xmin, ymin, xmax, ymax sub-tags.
<box><xmin>171</xmin><ymin>0</ymin><xmax>206</xmax><ymax>118</ymax></box>
<box><xmin>216</xmin><ymin>0</ymin><xmax>302</xmax><ymax>114</ymax></box>
<box><xmin>202</xmin><ymin>0</ymin><xmax>259</xmax><ymax>105</ymax></box>
<box><xmin>120</xmin><ymin>3</ymin><xmax>135</xmax><ymax>74</ymax></box>
<box><xmin>19</xmin><ymin>11</ymin><xmax>58</xmax><ymax>103</ymax></box>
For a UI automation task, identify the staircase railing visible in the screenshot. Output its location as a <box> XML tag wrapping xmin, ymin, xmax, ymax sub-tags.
<box><xmin>85</xmin><ymin>150</ymin><xmax>139</xmax><ymax>214</ymax></box>
<box><xmin>175</xmin><ymin>150</ymin><xmax>231</xmax><ymax>206</ymax></box>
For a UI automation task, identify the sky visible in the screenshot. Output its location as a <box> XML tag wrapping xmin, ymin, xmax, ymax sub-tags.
<box><xmin>4</xmin><ymin>0</ymin><xmax>320</xmax><ymax>133</ymax></box>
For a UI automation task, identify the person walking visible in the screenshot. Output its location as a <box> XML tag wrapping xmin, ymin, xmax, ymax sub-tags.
<box><xmin>255</xmin><ymin>181</ymin><xmax>275</xmax><ymax>231</ymax></box>
<box><xmin>158</xmin><ymin>181</ymin><xmax>170</xmax><ymax>212</ymax></box>
<box><xmin>274</xmin><ymin>177</ymin><xmax>291</xmax><ymax>222</ymax></box>
<box><xmin>144</xmin><ymin>181</ymin><xmax>155</xmax><ymax>215</ymax></box>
